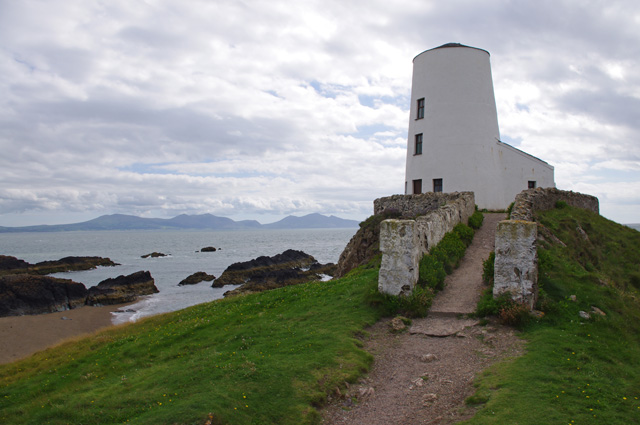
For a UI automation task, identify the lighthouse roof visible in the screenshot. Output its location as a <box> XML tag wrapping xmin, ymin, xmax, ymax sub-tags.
<box><xmin>414</xmin><ymin>43</ymin><xmax>490</xmax><ymax>61</ymax></box>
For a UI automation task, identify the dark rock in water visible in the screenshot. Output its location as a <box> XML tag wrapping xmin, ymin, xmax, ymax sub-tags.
<box><xmin>200</xmin><ymin>247</ymin><xmax>217</xmax><ymax>252</ymax></box>
<box><xmin>141</xmin><ymin>252</ymin><xmax>167</xmax><ymax>258</ymax></box>
<box><xmin>86</xmin><ymin>271</ymin><xmax>159</xmax><ymax>306</ymax></box>
<box><xmin>0</xmin><ymin>255</ymin><xmax>119</xmax><ymax>276</ymax></box>
<box><xmin>0</xmin><ymin>275</ymin><xmax>88</xmax><ymax>317</ymax></box>
<box><xmin>214</xmin><ymin>249</ymin><xmax>336</xmax><ymax>296</ymax></box>
<box><xmin>33</xmin><ymin>256</ymin><xmax>119</xmax><ymax>274</ymax></box>
<box><xmin>178</xmin><ymin>271</ymin><xmax>216</xmax><ymax>286</ymax></box>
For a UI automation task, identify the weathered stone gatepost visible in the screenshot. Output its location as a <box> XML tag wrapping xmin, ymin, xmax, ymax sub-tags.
<box><xmin>493</xmin><ymin>220</ymin><xmax>538</xmax><ymax>309</ymax></box>
<box><xmin>378</xmin><ymin>219</ymin><xmax>420</xmax><ymax>296</ymax></box>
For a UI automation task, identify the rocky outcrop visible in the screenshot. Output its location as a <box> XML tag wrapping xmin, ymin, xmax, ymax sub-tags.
<box><xmin>0</xmin><ymin>256</ymin><xmax>118</xmax><ymax>276</ymax></box>
<box><xmin>213</xmin><ymin>249</ymin><xmax>336</xmax><ymax>296</ymax></box>
<box><xmin>334</xmin><ymin>213</ymin><xmax>397</xmax><ymax>278</ymax></box>
<box><xmin>0</xmin><ymin>256</ymin><xmax>31</xmax><ymax>272</ymax></box>
<box><xmin>0</xmin><ymin>275</ymin><xmax>88</xmax><ymax>316</ymax></box>
<box><xmin>86</xmin><ymin>271</ymin><xmax>159</xmax><ymax>306</ymax></box>
<box><xmin>178</xmin><ymin>272</ymin><xmax>216</xmax><ymax>286</ymax></box>
<box><xmin>141</xmin><ymin>252</ymin><xmax>167</xmax><ymax>258</ymax></box>
<box><xmin>0</xmin><ymin>268</ymin><xmax>160</xmax><ymax>316</ymax></box>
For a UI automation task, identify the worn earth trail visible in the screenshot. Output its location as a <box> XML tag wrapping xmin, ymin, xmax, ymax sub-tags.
<box><xmin>322</xmin><ymin>213</ymin><xmax>525</xmax><ymax>425</ymax></box>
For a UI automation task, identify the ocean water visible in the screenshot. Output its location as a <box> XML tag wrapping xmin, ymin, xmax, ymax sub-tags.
<box><xmin>0</xmin><ymin>228</ymin><xmax>357</xmax><ymax>324</ymax></box>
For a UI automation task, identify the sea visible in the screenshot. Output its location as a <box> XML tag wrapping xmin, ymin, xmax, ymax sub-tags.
<box><xmin>0</xmin><ymin>228</ymin><xmax>358</xmax><ymax>324</ymax></box>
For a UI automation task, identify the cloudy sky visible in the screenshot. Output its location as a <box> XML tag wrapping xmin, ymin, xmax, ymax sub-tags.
<box><xmin>1</xmin><ymin>0</ymin><xmax>639</xmax><ymax>227</ymax></box>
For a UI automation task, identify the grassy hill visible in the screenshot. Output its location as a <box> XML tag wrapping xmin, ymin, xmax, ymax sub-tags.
<box><xmin>1</xmin><ymin>205</ymin><xmax>639</xmax><ymax>424</ymax></box>
<box><xmin>464</xmin><ymin>205</ymin><xmax>640</xmax><ymax>424</ymax></box>
<box><xmin>0</xmin><ymin>265</ymin><xmax>385</xmax><ymax>425</ymax></box>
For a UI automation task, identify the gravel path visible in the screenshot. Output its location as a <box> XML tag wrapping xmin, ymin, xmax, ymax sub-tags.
<box><xmin>322</xmin><ymin>213</ymin><xmax>525</xmax><ymax>425</ymax></box>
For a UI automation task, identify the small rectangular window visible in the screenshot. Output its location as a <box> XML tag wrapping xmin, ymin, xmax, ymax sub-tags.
<box><xmin>528</xmin><ymin>181</ymin><xmax>536</xmax><ymax>189</ymax></box>
<box><xmin>433</xmin><ymin>178</ymin><xmax>443</xmax><ymax>193</ymax></box>
<box><xmin>414</xmin><ymin>133</ymin><xmax>423</xmax><ymax>155</ymax></box>
<box><xmin>413</xmin><ymin>179</ymin><xmax>422</xmax><ymax>194</ymax></box>
<box><xmin>416</xmin><ymin>98</ymin><xmax>425</xmax><ymax>119</ymax></box>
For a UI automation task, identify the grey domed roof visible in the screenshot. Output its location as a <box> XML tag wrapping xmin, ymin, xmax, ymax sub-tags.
<box><xmin>413</xmin><ymin>43</ymin><xmax>490</xmax><ymax>61</ymax></box>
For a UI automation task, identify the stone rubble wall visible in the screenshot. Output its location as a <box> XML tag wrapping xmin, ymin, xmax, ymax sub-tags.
<box><xmin>378</xmin><ymin>192</ymin><xmax>475</xmax><ymax>296</ymax></box>
<box><xmin>494</xmin><ymin>187</ymin><xmax>599</xmax><ymax>308</ymax></box>
<box><xmin>510</xmin><ymin>187</ymin><xmax>599</xmax><ymax>222</ymax></box>
<box><xmin>374</xmin><ymin>192</ymin><xmax>473</xmax><ymax>217</ymax></box>
<box><xmin>415</xmin><ymin>193</ymin><xmax>475</xmax><ymax>257</ymax></box>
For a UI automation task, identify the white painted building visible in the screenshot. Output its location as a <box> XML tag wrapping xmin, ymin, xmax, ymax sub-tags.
<box><xmin>404</xmin><ymin>43</ymin><xmax>555</xmax><ymax>210</ymax></box>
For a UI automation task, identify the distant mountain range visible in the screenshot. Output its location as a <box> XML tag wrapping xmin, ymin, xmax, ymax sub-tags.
<box><xmin>0</xmin><ymin>213</ymin><xmax>361</xmax><ymax>233</ymax></box>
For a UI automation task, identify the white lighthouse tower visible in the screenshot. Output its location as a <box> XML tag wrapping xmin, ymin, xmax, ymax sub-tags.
<box><xmin>404</xmin><ymin>43</ymin><xmax>554</xmax><ymax>209</ymax></box>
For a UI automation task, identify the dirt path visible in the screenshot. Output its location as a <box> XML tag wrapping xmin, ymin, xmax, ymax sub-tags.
<box><xmin>322</xmin><ymin>213</ymin><xmax>525</xmax><ymax>425</ymax></box>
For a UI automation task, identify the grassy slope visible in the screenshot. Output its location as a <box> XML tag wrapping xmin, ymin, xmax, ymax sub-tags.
<box><xmin>0</xmin><ymin>267</ymin><xmax>383</xmax><ymax>425</ymax></box>
<box><xmin>463</xmin><ymin>206</ymin><xmax>640</xmax><ymax>424</ymax></box>
<box><xmin>4</xmin><ymin>207</ymin><xmax>639</xmax><ymax>424</ymax></box>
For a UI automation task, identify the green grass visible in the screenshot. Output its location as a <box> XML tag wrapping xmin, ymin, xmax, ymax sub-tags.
<box><xmin>7</xmin><ymin>206</ymin><xmax>639</xmax><ymax>424</ymax></box>
<box><xmin>0</xmin><ymin>267</ymin><xmax>384</xmax><ymax>425</ymax></box>
<box><xmin>463</xmin><ymin>205</ymin><xmax>640</xmax><ymax>424</ymax></box>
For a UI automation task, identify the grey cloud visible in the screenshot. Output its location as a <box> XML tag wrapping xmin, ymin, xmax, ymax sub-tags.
<box><xmin>555</xmin><ymin>84</ymin><xmax>640</xmax><ymax>135</ymax></box>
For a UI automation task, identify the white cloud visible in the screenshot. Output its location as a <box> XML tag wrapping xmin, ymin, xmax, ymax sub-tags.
<box><xmin>1</xmin><ymin>0</ymin><xmax>639</xmax><ymax>226</ymax></box>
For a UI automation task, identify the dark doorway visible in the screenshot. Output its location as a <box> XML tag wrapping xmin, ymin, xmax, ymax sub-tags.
<box><xmin>413</xmin><ymin>179</ymin><xmax>422</xmax><ymax>194</ymax></box>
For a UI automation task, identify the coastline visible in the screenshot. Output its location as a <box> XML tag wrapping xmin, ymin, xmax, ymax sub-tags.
<box><xmin>0</xmin><ymin>304</ymin><xmax>128</xmax><ymax>365</ymax></box>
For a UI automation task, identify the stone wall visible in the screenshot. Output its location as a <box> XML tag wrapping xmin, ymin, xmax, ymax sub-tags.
<box><xmin>415</xmin><ymin>193</ymin><xmax>475</xmax><ymax>256</ymax></box>
<box><xmin>494</xmin><ymin>188</ymin><xmax>599</xmax><ymax>308</ymax></box>
<box><xmin>378</xmin><ymin>192</ymin><xmax>475</xmax><ymax>296</ymax></box>
<box><xmin>510</xmin><ymin>187</ymin><xmax>599</xmax><ymax>222</ymax></box>
<box><xmin>378</xmin><ymin>220</ymin><xmax>420</xmax><ymax>297</ymax></box>
<box><xmin>374</xmin><ymin>192</ymin><xmax>474</xmax><ymax>217</ymax></box>
<box><xmin>493</xmin><ymin>220</ymin><xmax>538</xmax><ymax>309</ymax></box>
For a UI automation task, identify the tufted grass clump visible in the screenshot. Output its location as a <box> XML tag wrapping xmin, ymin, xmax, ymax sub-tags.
<box><xmin>505</xmin><ymin>202</ymin><xmax>514</xmax><ymax>219</ymax></box>
<box><xmin>468</xmin><ymin>209</ymin><xmax>485</xmax><ymax>230</ymax></box>
<box><xmin>375</xmin><ymin>285</ymin><xmax>435</xmax><ymax>319</ymax></box>
<box><xmin>419</xmin><ymin>222</ymin><xmax>475</xmax><ymax>287</ymax></box>
<box><xmin>482</xmin><ymin>251</ymin><xmax>495</xmax><ymax>285</ymax></box>
<box><xmin>429</xmin><ymin>231</ymin><xmax>467</xmax><ymax>274</ymax></box>
<box><xmin>418</xmin><ymin>255</ymin><xmax>447</xmax><ymax>291</ymax></box>
<box><xmin>454</xmin><ymin>222</ymin><xmax>475</xmax><ymax>246</ymax></box>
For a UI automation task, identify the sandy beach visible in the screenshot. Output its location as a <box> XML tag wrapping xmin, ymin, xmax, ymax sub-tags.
<box><xmin>0</xmin><ymin>305</ymin><xmax>127</xmax><ymax>365</ymax></box>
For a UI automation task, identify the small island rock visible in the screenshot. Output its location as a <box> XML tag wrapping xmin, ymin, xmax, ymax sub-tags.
<box><xmin>141</xmin><ymin>252</ymin><xmax>167</xmax><ymax>258</ymax></box>
<box><xmin>214</xmin><ymin>249</ymin><xmax>336</xmax><ymax>296</ymax></box>
<box><xmin>200</xmin><ymin>247</ymin><xmax>217</xmax><ymax>252</ymax></box>
<box><xmin>178</xmin><ymin>272</ymin><xmax>216</xmax><ymax>286</ymax></box>
<box><xmin>86</xmin><ymin>271</ymin><xmax>159</xmax><ymax>306</ymax></box>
